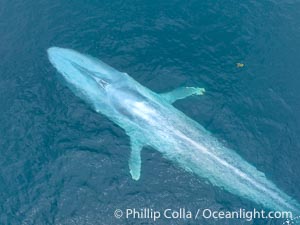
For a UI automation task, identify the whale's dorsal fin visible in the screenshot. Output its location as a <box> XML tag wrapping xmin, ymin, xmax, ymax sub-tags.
<box><xmin>161</xmin><ymin>87</ymin><xmax>205</xmax><ymax>104</ymax></box>
<box><xmin>128</xmin><ymin>136</ymin><xmax>144</xmax><ymax>180</ymax></box>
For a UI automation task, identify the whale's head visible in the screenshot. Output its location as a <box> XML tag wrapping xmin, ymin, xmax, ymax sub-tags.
<box><xmin>47</xmin><ymin>47</ymin><xmax>126</xmax><ymax>113</ymax></box>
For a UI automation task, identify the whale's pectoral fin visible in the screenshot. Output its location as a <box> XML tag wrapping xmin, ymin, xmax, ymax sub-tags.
<box><xmin>161</xmin><ymin>87</ymin><xmax>205</xmax><ymax>104</ymax></box>
<box><xmin>129</xmin><ymin>137</ymin><xmax>143</xmax><ymax>181</ymax></box>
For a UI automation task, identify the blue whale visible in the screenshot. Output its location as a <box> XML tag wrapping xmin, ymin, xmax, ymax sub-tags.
<box><xmin>47</xmin><ymin>47</ymin><xmax>300</xmax><ymax>215</ymax></box>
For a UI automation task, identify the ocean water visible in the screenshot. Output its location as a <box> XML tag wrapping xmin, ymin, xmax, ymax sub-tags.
<box><xmin>1</xmin><ymin>0</ymin><xmax>300</xmax><ymax>224</ymax></box>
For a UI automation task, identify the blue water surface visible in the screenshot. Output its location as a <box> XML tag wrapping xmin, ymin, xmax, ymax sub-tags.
<box><xmin>1</xmin><ymin>0</ymin><xmax>300</xmax><ymax>224</ymax></box>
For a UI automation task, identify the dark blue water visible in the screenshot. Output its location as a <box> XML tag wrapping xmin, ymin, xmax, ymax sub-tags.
<box><xmin>1</xmin><ymin>1</ymin><xmax>300</xmax><ymax>224</ymax></box>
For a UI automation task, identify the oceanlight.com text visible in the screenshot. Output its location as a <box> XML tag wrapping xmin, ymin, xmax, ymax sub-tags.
<box><xmin>199</xmin><ymin>208</ymin><xmax>292</xmax><ymax>221</ymax></box>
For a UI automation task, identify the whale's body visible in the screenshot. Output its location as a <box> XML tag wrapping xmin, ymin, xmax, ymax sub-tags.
<box><xmin>47</xmin><ymin>47</ymin><xmax>300</xmax><ymax>214</ymax></box>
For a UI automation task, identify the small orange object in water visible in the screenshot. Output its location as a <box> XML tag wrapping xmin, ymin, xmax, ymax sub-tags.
<box><xmin>236</xmin><ymin>62</ymin><xmax>244</xmax><ymax>68</ymax></box>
